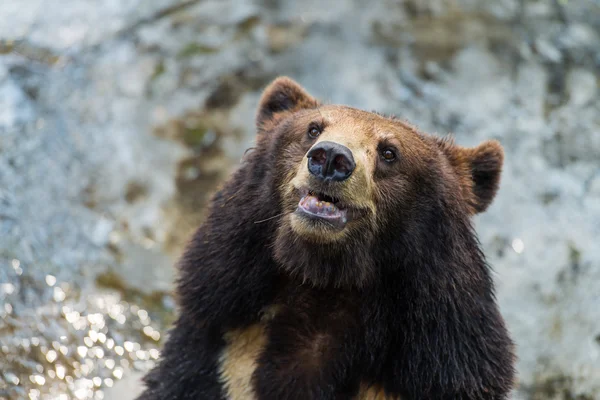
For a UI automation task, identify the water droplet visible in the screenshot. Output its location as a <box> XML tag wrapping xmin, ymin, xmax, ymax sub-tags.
<box><xmin>53</xmin><ymin>286</ymin><xmax>66</xmax><ymax>302</ymax></box>
<box><xmin>56</xmin><ymin>365</ymin><xmax>66</xmax><ymax>379</ymax></box>
<box><xmin>77</xmin><ymin>346</ymin><xmax>88</xmax><ymax>358</ymax></box>
<box><xmin>113</xmin><ymin>367</ymin><xmax>123</xmax><ymax>379</ymax></box>
<box><xmin>511</xmin><ymin>238</ymin><xmax>525</xmax><ymax>254</ymax></box>
<box><xmin>137</xmin><ymin>309</ymin><xmax>148</xmax><ymax>320</ymax></box>
<box><xmin>30</xmin><ymin>374</ymin><xmax>45</xmax><ymax>385</ymax></box>
<box><xmin>114</xmin><ymin>346</ymin><xmax>124</xmax><ymax>356</ymax></box>
<box><xmin>123</xmin><ymin>341</ymin><xmax>134</xmax><ymax>352</ymax></box>
<box><xmin>143</xmin><ymin>326</ymin><xmax>154</xmax><ymax>337</ymax></box>
<box><xmin>94</xmin><ymin>347</ymin><xmax>105</xmax><ymax>359</ymax></box>
<box><xmin>45</xmin><ymin>275</ymin><xmax>57</xmax><ymax>286</ymax></box>
<box><xmin>46</xmin><ymin>349</ymin><xmax>57</xmax><ymax>363</ymax></box>
<box><xmin>89</xmin><ymin>330</ymin><xmax>99</xmax><ymax>343</ymax></box>
<box><xmin>1</xmin><ymin>283</ymin><xmax>15</xmax><ymax>295</ymax></box>
<box><xmin>5</xmin><ymin>372</ymin><xmax>20</xmax><ymax>385</ymax></box>
<box><xmin>149</xmin><ymin>349</ymin><xmax>160</xmax><ymax>359</ymax></box>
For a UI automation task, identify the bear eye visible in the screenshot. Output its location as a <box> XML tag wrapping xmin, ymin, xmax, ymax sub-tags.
<box><xmin>381</xmin><ymin>148</ymin><xmax>397</xmax><ymax>162</ymax></box>
<box><xmin>308</xmin><ymin>125</ymin><xmax>321</xmax><ymax>139</ymax></box>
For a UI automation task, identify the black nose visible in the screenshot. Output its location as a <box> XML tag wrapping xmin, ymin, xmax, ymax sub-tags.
<box><xmin>307</xmin><ymin>141</ymin><xmax>355</xmax><ymax>182</ymax></box>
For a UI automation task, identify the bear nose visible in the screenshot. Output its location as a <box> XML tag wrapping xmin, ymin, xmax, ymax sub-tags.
<box><xmin>307</xmin><ymin>141</ymin><xmax>355</xmax><ymax>182</ymax></box>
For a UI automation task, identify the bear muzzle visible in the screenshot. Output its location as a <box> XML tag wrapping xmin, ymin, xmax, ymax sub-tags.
<box><xmin>297</xmin><ymin>189</ymin><xmax>349</xmax><ymax>229</ymax></box>
<box><xmin>306</xmin><ymin>141</ymin><xmax>356</xmax><ymax>182</ymax></box>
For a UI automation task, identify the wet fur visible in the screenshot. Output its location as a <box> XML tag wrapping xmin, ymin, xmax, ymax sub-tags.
<box><xmin>138</xmin><ymin>77</ymin><xmax>515</xmax><ymax>400</ymax></box>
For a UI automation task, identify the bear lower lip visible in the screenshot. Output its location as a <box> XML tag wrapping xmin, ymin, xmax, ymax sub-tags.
<box><xmin>297</xmin><ymin>194</ymin><xmax>348</xmax><ymax>226</ymax></box>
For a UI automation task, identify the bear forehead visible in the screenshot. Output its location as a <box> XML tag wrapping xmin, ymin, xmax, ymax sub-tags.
<box><xmin>298</xmin><ymin>105</ymin><xmax>430</xmax><ymax>154</ymax></box>
<box><xmin>307</xmin><ymin>105</ymin><xmax>422</xmax><ymax>139</ymax></box>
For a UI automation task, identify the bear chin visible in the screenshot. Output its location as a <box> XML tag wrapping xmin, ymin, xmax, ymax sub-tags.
<box><xmin>274</xmin><ymin>210</ymin><xmax>378</xmax><ymax>288</ymax></box>
<box><xmin>288</xmin><ymin>211</ymin><xmax>348</xmax><ymax>242</ymax></box>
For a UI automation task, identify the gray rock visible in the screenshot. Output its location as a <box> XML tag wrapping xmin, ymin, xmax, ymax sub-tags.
<box><xmin>1</xmin><ymin>0</ymin><xmax>599</xmax><ymax>399</ymax></box>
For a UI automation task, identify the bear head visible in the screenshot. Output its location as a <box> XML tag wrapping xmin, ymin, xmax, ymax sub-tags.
<box><xmin>253</xmin><ymin>77</ymin><xmax>503</xmax><ymax>289</ymax></box>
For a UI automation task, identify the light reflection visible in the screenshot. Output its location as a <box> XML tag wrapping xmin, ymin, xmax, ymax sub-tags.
<box><xmin>1</xmin><ymin>283</ymin><xmax>16</xmax><ymax>295</ymax></box>
<box><xmin>77</xmin><ymin>346</ymin><xmax>88</xmax><ymax>358</ymax></box>
<box><xmin>123</xmin><ymin>341</ymin><xmax>134</xmax><ymax>352</ymax></box>
<box><xmin>3</xmin><ymin>262</ymin><xmax>168</xmax><ymax>399</ymax></box>
<box><xmin>53</xmin><ymin>286</ymin><xmax>66</xmax><ymax>302</ymax></box>
<box><xmin>5</xmin><ymin>372</ymin><xmax>20</xmax><ymax>385</ymax></box>
<box><xmin>46</xmin><ymin>275</ymin><xmax>57</xmax><ymax>286</ymax></box>
<box><xmin>46</xmin><ymin>349</ymin><xmax>58</xmax><ymax>363</ymax></box>
<box><xmin>149</xmin><ymin>349</ymin><xmax>159</xmax><ymax>359</ymax></box>
<box><xmin>30</xmin><ymin>374</ymin><xmax>46</xmax><ymax>385</ymax></box>
<box><xmin>511</xmin><ymin>238</ymin><xmax>525</xmax><ymax>254</ymax></box>
<box><xmin>12</xmin><ymin>258</ymin><xmax>23</xmax><ymax>275</ymax></box>
<box><xmin>56</xmin><ymin>365</ymin><xmax>66</xmax><ymax>380</ymax></box>
<box><xmin>112</xmin><ymin>367</ymin><xmax>124</xmax><ymax>379</ymax></box>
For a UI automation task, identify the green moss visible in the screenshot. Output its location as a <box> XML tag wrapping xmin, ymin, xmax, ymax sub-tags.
<box><xmin>150</xmin><ymin>60</ymin><xmax>166</xmax><ymax>81</ymax></box>
<box><xmin>529</xmin><ymin>374</ymin><xmax>595</xmax><ymax>400</ymax></box>
<box><xmin>568</xmin><ymin>242</ymin><xmax>582</xmax><ymax>268</ymax></box>
<box><xmin>177</xmin><ymin>43</ymin><xmax>219</xmax><ymax>58</ymax></box>
<box><xmin>182</xmin><ymin>124</ymin><xmax>208</xmax><ymax>147</ymax></box>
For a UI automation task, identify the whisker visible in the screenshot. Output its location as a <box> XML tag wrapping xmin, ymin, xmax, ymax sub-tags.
<box><xmin>254</xmin><ymin>212</ymin><xmax>286</xmax><ymax>224</ymax></box>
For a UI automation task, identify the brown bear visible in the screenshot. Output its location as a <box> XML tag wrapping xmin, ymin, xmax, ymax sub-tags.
<box><xmin>138</xmin><ymin>77</ymin><xmax>515</xmax><ymax>400</ymax></box>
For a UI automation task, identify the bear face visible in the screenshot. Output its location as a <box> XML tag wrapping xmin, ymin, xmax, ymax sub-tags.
<box><xmin>256</xmin><ymin>77</ymin><xmax>503</xmax><ymax>288</ymax></box>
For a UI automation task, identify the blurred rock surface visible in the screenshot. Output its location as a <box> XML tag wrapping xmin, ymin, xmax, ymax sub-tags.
<box><xmin>1</xmin><ymin>0</ymin><xmax>599</xmax><ymax>399</ymax></box>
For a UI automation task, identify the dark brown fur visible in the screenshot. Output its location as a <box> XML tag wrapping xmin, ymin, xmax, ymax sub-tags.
<box><xmin>138</xmin><ymin>77</ymin><xmax>515</xmax><ymax>400</ymax></box>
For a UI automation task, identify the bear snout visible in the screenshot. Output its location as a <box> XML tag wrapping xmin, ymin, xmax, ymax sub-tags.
<box><xmin>307</xmin><ymin>141</ymin><xmax>355</xmax><ymax>182</ymax></box>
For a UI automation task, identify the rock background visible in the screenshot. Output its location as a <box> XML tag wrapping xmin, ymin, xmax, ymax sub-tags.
<box><xmin>1</xmin><ymin>0</ymin><xmax>599</xmax><ymax>399</ymax></box>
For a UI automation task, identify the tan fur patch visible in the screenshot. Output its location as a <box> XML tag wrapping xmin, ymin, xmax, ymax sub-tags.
<box><xmin>218</xmin><ymin>324</ymin><xmax>267</xmax><ymax>400</ymax></box>
<box><xmin>356</xmin><ymin>383</ymin><xmax>402</xmax><ymax>400</ymax></box>
<box><xmin>218</xmin><ymin>306</ymin><xmax>281</xmax><ymax>400</ymax></box>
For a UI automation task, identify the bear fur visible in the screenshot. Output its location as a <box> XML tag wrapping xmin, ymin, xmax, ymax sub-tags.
<box><xmin>138</xmin><ymin>77</ymin><xmax>515</xmax><ymax>400</ymax></box>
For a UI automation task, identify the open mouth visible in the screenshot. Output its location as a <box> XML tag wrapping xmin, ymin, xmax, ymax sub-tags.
<box><xmin>297</xmin><ymin>189</ymin><xmax>348</xmax><ymax>227</ymax></box>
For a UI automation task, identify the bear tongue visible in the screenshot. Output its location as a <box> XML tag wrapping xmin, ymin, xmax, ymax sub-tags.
<box><xmin>298</xmin><ymin>194</ymin><xmax>343</xmax><ymax>219</ymax></box>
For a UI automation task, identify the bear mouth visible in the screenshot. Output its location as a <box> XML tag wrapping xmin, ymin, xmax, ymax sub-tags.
<box><xmin>296</xmin><ymin>189</ymin><xmax>348</xmax><ymax>228</ymax></box>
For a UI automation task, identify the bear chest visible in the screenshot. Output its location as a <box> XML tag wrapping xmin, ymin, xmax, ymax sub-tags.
<box><xmin>217</xmin><ymin>301</ymin><xmax>400</xmax><ymax>400</ymax></box>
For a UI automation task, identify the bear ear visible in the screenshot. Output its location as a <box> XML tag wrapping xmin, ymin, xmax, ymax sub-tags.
<box><xmin>256</xmin><ymin>77</ymin><xmax>319</xmax><ymax>131</ymax></box>
<box><xmin>464</xmin><ymin>140</ymin><xmax>504</xmax><ymax>213</ymax></box>
<box><xmin>439</xmin><ymin>138</ymin><xmax>504</xmax><ymax>214</ymax></box>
